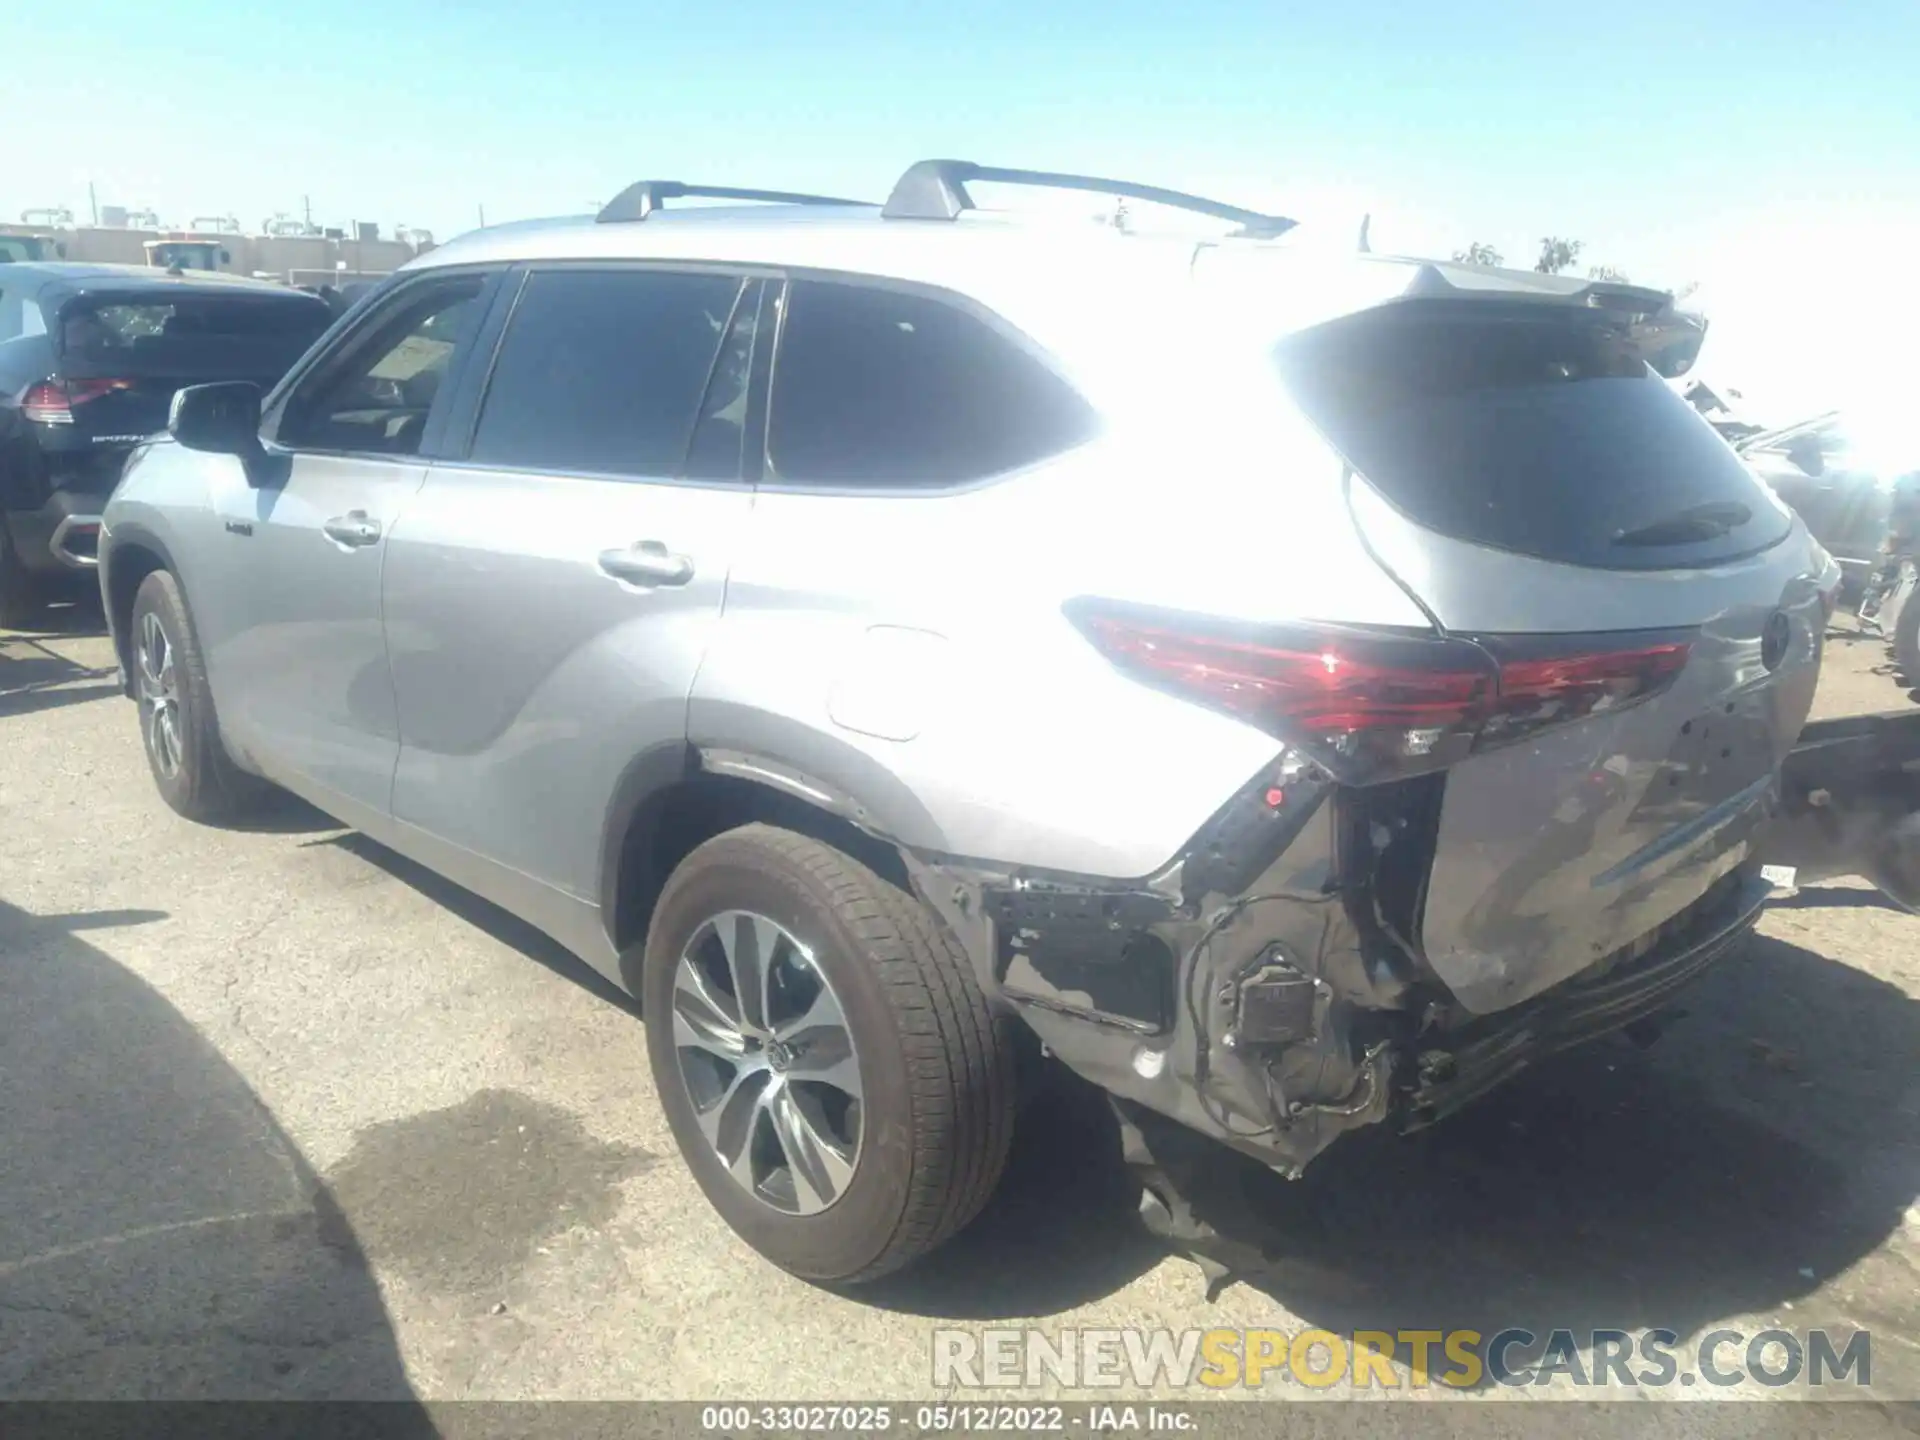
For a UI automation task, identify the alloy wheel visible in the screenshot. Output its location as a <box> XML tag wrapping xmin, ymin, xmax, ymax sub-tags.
<box><xmin>137</xmin><ymin>611</ymin><xmax>183</xmax><ymax>779</ymax></box>
<box><xmin>670</xmin><ymin>910</ymin><xmax>864</xmax><ymax>1215</ymax></box>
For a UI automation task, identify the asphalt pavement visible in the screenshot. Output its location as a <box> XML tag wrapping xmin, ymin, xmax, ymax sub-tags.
<box><xmin>3</xmin><ymin>600</ymin><xmax>1917</xmax><ymax>1418</ymax></box>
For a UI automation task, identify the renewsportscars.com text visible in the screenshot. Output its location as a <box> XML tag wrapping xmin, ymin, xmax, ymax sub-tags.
<box><xmin>932</xmin><ymin>1326</ymin><xmax>1872</xmax><ymax>1391</ymax></box>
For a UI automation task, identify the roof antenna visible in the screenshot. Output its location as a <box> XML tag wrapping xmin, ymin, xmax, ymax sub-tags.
<box><xmin>1357</xmin><ymin>213</ymin><xmax>1372</xmax><ymax>253</ymax></box>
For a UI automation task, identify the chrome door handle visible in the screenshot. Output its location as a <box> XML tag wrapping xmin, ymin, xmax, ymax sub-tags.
<box><xmin>598</xmin><ymin>541</ymin><xmax>694</xmax><ymax>588</ymax></box>
<box><xmin>323</xmin><ymin>511</ymin><xmax>382</xmax><ymax>548</ymax></box>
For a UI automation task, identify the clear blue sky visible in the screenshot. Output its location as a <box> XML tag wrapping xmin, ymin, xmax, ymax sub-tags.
<box><xmin>9</xmin><ymin>1</ymin><xmax>1916</xmax><ymax>411</ymax></box>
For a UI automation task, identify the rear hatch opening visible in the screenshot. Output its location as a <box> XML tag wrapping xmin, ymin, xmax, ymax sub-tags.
<box><xmin>1265</xmin><ymin>292</ymin><xmax>1820</xmax><ymax>1014</ymax></box>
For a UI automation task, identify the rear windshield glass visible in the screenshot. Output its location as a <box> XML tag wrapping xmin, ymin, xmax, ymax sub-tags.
<box><xmin>1275</xmin><ymin>302</ymin><xmax>1792</xmax><ymax>571</ymax></box>
<box><xmin>57</xmin><ymin>294</ymin><xmax>330</xmax><ymax>380</ymax></box>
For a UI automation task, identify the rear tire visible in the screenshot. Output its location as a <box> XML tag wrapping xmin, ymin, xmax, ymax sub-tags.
<box><xmin>642</xmin><ymin>823</ymin><xmax>1017</xmax><ymax>1284</ymax></box>
<box><xmin>129</xmin><ymin>569</ymin><xmax>268</xmax><ymax>822</ymax></box>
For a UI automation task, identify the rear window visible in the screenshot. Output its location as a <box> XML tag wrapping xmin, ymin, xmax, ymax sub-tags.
<box><xmin>56</xmin><ymin>293</ymin><xmax>331</xmax><ymax>382</ymax></box>
<box><xmin>1276</xmin><ymin>302</ymin><xmax>1792</xmax><ymax>571</ymax></box>
<box><xmin>768</xmin><ymin>280</ymin><xmax>1098</xmax><ymax>488</ymax></box>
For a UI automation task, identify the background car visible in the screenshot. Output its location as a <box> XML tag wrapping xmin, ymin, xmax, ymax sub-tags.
<box><xmin>0</xmin><ymin>264</ymin><xmax>331</xmax><ymax>626</ymax></box>
<box><xmin>1738</xmin><ymin>410</ymin><xmax>1917</xmax><ymax>601</ymax></box>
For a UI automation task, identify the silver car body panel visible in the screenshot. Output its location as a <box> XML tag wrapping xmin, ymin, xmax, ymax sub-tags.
<box><xmin>382</xmin><ymin>459</ymin><xmax>748</xmax><ymax>919</ymax></box>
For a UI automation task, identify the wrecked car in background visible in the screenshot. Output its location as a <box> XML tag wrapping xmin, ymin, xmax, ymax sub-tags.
<box><xmin>1738</xmin><ymin>409</ymin><xmax>1916</xmax><ymax>602</ymax></box>
<box><xmin>100</xmin><ymin>160</ymin><xmax>1874</xmax><ymax>1288</ymax></box>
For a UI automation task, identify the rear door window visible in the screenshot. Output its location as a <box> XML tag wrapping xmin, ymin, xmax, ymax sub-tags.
<box><xmin>1276</xmin><ymin>302</ymin><xmax>1793</xmax><ymax>571</ymax></box>
<box><xmin>766</xmin><ymin>279</ymin><xmax>1098</xmax><ymax>488</ymax></box>
<box><xmin>467</xmin><ymin>268</ymin><xmax>741</xmax><ymax>478</ymax></box>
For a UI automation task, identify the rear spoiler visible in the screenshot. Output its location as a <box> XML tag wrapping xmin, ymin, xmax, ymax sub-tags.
<box><xmin>1397</xmin><ymin>262</ymin><xmax>1708</xmax><ymax>379</ymax></box>
<box><xmin>1192</xmin><ymin>247</ymin><xmax>1708</xmax><ymax>379</ymax></box>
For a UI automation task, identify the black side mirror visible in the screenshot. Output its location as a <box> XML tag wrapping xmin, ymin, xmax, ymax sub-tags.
<box><xmin>170</xmin><ymin>382</ymin><xmax>264</xmax><ymax>470</ymax></box>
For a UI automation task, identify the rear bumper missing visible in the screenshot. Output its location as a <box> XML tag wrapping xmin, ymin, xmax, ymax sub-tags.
<box><xmin>1403</xmin><ymin>872</ymin><xmax>1767</xmax><ymax>1127</ymax></box>
<box><xmin>908</xmin><ymin>767</ymin><xmax>1769</xmax><ymax>1181</ymax></box>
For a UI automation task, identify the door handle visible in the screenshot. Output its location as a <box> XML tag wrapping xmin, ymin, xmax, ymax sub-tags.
<box><xmin>598</xmin><ymin>541</ymin><xmax>694</xmax><ymax>588</ymax></box>
<box><xmin>323</xmin><ymin>511</ymin><xmax>382</xmax><ymax>548</ymax></box>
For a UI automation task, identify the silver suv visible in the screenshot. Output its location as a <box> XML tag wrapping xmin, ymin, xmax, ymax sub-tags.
<box><xmin>100</xmin><ymin>160</ymin><xmax>1836</xmax><ymax>1286</ymax></box>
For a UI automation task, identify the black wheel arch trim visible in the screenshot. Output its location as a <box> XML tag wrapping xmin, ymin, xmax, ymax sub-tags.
<box><xmin>100</xmin><ymin>520</ymin><xmax>183</xmax><ymax>695</ymax></box>
<box><xmin>595</xmin><ymin>721</ymin><xmax>952</xmax><ymax>961</ymax></box>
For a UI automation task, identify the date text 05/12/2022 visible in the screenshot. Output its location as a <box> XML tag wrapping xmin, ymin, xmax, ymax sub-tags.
<box><xmin>699</xmin><ymin>1405</ymin><xmax>1195</xmax><ymax>1433</ymax></box>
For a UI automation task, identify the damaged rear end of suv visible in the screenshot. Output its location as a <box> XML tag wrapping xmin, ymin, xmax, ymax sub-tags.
<box><xmin>902</xmin><ymin>247</ymin><xmax>1828</xmax><ymax>1283</ymax></box>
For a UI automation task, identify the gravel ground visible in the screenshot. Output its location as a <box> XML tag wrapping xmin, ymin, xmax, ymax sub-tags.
<box><xmin>2</xmin><ymin>599</ymin><xmax>1916</xmax><ymax>1426</ymax></box>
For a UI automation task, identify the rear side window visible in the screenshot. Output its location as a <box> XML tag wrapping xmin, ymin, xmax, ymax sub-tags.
<box><xmin>469</xmin><ymin>268</ymin><xmax>741</xmax><ymax>478</ymax></box>
<box><xmin>767</xmin><ymin>280</ymin><xmax>1097</xmax><ymax>488</ymax></box>
<box><xmin>1277</xmin><ymin>303</ymin><xmax>1792</xmax><ymax>571</ymax></box>
<box><xmin>56</xmin><ymin>295</ymin><xmax>330</xmax><ymax>381</ymax></box>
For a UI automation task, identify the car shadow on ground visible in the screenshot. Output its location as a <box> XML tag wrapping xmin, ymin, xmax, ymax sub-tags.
<box><xmin>220</xmin><ymin>790</ymin><xmax>352</xmax><ymax>837</ymax></box>
<box><xmin>312</xmin><ymin>830</ymin><xmax>641</xmax><ymax>1018</ymax></box>
<box><xmin>3</xmin><ymin>594</ymin><xmax>109</xmax><ymax>640</ymax></box>
<box><xmin>0</xmin><ymin>635</ymin><xmax>118</xmax><ymax>719</ymax></box>
<box><xmin>0</xmin><ymin>898</ymin><xmax>431</xmax><ymax>1411</ymax></box>
<box><xmin>870</xmin><ymin>932</ymin><xmax>1920</xmax><ymax>1368</ymax></box>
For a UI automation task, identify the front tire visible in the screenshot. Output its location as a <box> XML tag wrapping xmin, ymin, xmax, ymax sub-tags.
<box><xmin>129</xmin><ymin>570</ymin><xmax>267</xmax><ymax>822</ymax></box>
<box><xmin>642</xmin><ymin>823</ymin><xmax>1017</xmax><ymax>1284</ymax></box>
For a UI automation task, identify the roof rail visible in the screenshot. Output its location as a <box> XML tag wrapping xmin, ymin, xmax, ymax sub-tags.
<box><xmin>880</xmin><ymin>159</ymin><xmax>1297</xmax><ymax>239</ymax></box>
<box><xmin>596</xmin><ymin>181</ymin><xmax>872</xmax><ymax>224</ymax></box>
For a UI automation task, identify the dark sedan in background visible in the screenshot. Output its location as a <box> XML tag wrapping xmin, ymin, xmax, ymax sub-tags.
<box><xmin>1738</xmin><ymin>410</ymin><xmax>1915</xmax><ymax>601</ymax></box>
<box><xmin>0</xmin><ymin>264</ymin><xmax>331</xmax><ymax>625</ymax></box>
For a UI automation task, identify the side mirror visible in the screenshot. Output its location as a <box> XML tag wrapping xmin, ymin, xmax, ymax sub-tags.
<box><xmin>170</xmin><ymin>382</ymin><xmax>264</xmax><ymax>467</ymax></box>
<box><xmin>56</xmin><ymin>242</ymin><xmax>68</xmax><ymax>258</ymax></box>
<box><xmin>219</xmin><ymin>249</ymin><xmax>232</xmax><ymax>265</ymax></box>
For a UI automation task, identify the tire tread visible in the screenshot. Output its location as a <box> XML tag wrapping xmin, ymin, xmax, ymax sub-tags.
<box><xmin>661</xmin><ymin>823</ymin><xmax>1017</xmax><ymax>1282</ymax></box>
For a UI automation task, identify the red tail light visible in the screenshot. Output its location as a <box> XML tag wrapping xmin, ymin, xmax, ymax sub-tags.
<box><xmin>1067</xmin><ymin>600</ymin><xmax>1693</xmax><ymax>782</ymax></box>
<box><xmin>1477</xmin><ymin>637</ymin><xmax>1694</xmax><ymax>746</ymax></box>
<box><xmin>21</xmin><ymin>377</ymin><xmax>134</xmax><ymax>424</ymax></box>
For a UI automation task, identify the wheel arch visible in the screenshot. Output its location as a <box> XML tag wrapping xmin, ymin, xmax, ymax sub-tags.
<box><xmin>601</xmin><ymin>731</ymin><xmax>942</xmax><ymax>996</ymax></box>
<box><xmin>102</xmin><ymin>521</ymin><xmax>181</xmax><ymax>695</ymax></box>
